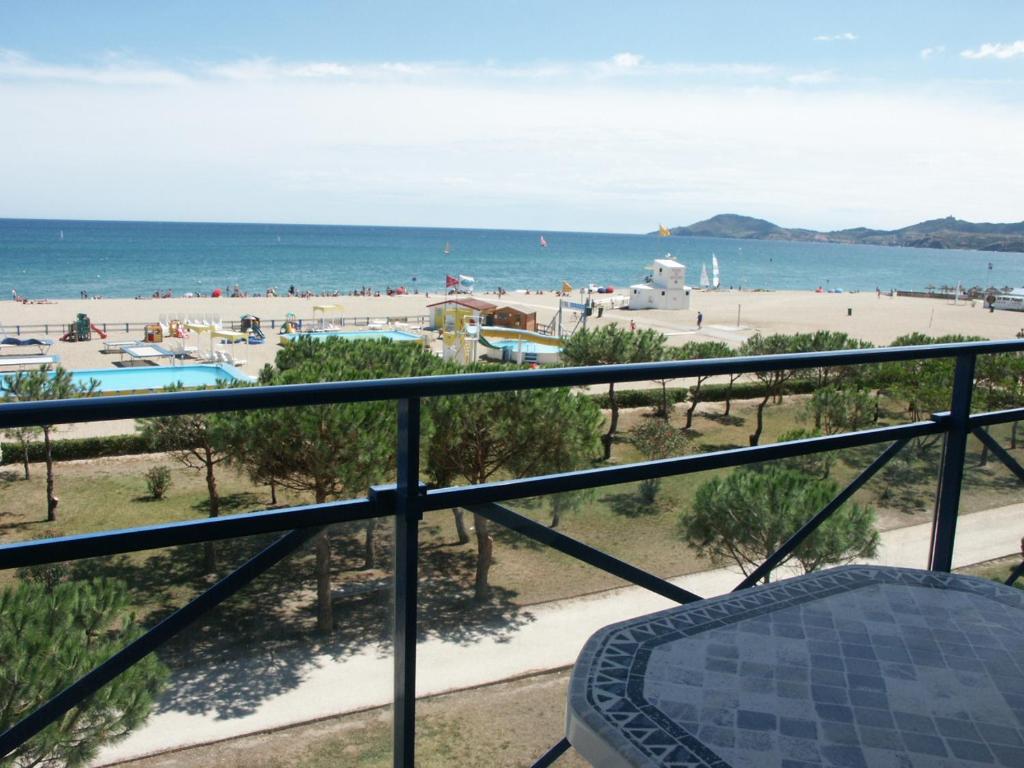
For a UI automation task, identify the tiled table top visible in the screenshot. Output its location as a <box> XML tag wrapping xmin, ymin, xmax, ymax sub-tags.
<box><xmin>567</xmin><ymin>566</ymin><xmax>1024</xmax><ymax>768</ymax></box>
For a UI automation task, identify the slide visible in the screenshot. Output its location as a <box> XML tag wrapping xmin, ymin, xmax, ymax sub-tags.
<box><xmin>250</xmin><ymin>326</ymin><xmax>265</xmax><ymax>340</ymax></box>
<box><xmin>90</xmin><ymin>324</ymin><xmax>108</xmax><ymax>339</ymax></box>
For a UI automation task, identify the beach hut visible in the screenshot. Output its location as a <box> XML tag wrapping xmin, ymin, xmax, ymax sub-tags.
<box><xmin>493</xmin><ymin>306</ymin><xmax>537</xmax><ymax>332</ymax></box>
<box><xmin>427</xmin><ymin>297</ymin><xmax>497</xmax><ymax>332</ymax></box>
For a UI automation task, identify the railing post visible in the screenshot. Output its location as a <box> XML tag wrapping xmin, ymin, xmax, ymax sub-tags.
<box><xmin>393</xmin><ymin>398</ymin><xmax>421</xmax><ymax>768</ymax></box>
<box><xmin>929</xmin><ymin>353</ymin><xmax>976</xmax><ymax>572</ymax></box>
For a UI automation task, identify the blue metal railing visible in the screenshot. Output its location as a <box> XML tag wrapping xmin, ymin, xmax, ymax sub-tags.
<box><xmin>2</xmin><ymin>340</ymin><xmax>1024</xmax><ymax>766</ymax></box>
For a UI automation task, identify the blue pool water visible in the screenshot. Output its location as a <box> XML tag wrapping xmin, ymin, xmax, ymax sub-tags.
<box><xmin>280</xmin><ymin>330</ymin><xmax>423</xmax><ymax>343</ymax></box>
<box><xmin>68</xmin><ymin>364</ymin><xmax>252</xmax><ymax>393</ymax></box>
<box><xmin>488</xmin><ymin>339</ymin><xmax>562</xmax><ymax>355</ymax></box>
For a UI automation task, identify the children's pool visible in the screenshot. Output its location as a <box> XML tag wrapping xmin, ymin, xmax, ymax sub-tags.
<box><xmin>280</xmin><ymin>330</ymin><xmax>423</xmax><ymax>343</ymax></box>
<box><xmin>487</xmin><ymin>339</ymin><xmax>563</xmax><ymax>355</ymax></box>
<box><xmin>67</xmin><ymin>364</ymin><xmax>253</xmax><ymax>393</ymax></box>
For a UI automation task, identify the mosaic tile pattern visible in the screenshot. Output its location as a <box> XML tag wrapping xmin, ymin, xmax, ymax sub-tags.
<box><xmin>567</xmin><ymin>566</ymin><xmax>1024</xmax><ymax>767</ymax></box>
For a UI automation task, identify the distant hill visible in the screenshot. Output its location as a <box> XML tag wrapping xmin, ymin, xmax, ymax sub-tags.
<box><xmin>658</xmin><ymin>214</ymin><xmax>1024</xmax><ymax>253</ymax></box>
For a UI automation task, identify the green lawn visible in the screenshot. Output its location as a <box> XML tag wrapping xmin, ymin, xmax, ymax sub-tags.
<box><xmin>2</xmin><ymin>396</ymin><xmax>1023</xmax><ymax>661</ymax></box>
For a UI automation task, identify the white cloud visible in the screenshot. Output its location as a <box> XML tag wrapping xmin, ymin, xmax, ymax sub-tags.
<box><xmin>1</xmin><ymin>50</ymin><xmax>1021</xmax><ymax>231</ymax></box>
<box><xmin>0</xmin><ymin>49</ymin><xmax>188</xmax><ymax>85</ymax></box>
<box><xmin>788</xmin><ymin>70</ymin><xmax>836</xmax><ymax>85</ymax></box>
<box><xmin>814</xmin><ymin>33</ymin><xmax>857</xmax><ymax>42</ymax></box>
<box><xmin>961</xmin><ymin>40</ymin><xmax>1024</xmax><ymax>60</ymax></box>
<box><xmin>610</xmin><ymin>52</ymin><xmax>643</xmax><ymax>70</ymax></box>
<box><xmin>920</xmin><ymin>46</ymin><xmax>946</xmax><ymax>60</ymax></box>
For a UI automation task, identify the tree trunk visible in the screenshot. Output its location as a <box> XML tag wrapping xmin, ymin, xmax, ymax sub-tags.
<box><xmin>602</xmin><ymin>383</ymin><xmax>619</xmax><ymax>460</ymax></box>
<box><xmin>363</xmin><ymin>520</ymin><xmax>376</xmax><ymax>569</ymax></box>
<box><xmin>315</xmin><ymin>530</ymin><xmax>333</xmax><ymax>633</ymax></box>
<box><xmin>550</xmin><ymin>509</ymin><xmax>561</xmax><ymax>528</ymax></box>
<box><xmin>685</xmin><ymin>379</ymin><xmax>702</xmax><ymax>429</ymax></box>
<box><xmin>1012</xmin><ymin>421</ymin><xmax>1019</xmax><ymax>450</ymax></box>
<box><xmin>314</xmin><ymin>487</ymin><xmax>333</xmax><ymax>633</ymax></box>
<box><xmin>203</xmin><ymin>446</ymin><xmax>220</xmax><ymax>573</ymax></box>
<box><xmin>978</xmin><ymin>428</ymin><xmax>989</xmax><ymax>467</ymax></box>
<box><xmin>21</xmin><ymin>440</ymin><xmax>30</xmax><ymax>480</ymax></box>
<box><xmin>659</xmin><ymin>381</ymin><xmax>669</xmax><ymax>421</ymax></box>
<box><xmin>749</xmin><ymin>391</ymin><xmax>771</xmax><ymax>446</ymax></box>
<box><xmin>473</xmin><ymin>513</ymin><xmax>493</xmax><ymax>601</ymax></box>
<box><xmin>269</xmin><ymin>478</ymin><xmax>278</xmax><ymax>505</ymax></box>
<box><xmin>452</xmin><ymin>508</ymin><xmax>470</xmax><ymax>544</ymax></box>
<box><xmin>724</xmin><ymin>376</ymin><xmax>739</xmax><ymax>416</ymax></box>
<box><xmin>43</xmin><ymin>426</ymin><xmax>56</xmax><ymax>521</ymax></box>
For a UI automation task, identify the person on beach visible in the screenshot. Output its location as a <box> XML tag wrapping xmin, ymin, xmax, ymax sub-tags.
<box><xmin>11</xmin><ymin>289</ymin><xmax>17</xmax><ymax>301</ymax></box>
<box><xmin>697</xmin><ymin>311</ymin><xmax>703</xmax><ymax>330</ymax></box>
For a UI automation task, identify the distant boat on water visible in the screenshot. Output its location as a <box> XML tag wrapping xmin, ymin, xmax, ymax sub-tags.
<box><xmin>540</xmin><ymin>235</ymin><xmax>548</xmax><ymax>248</ymax></box>
<box><xmin>59</xmin><ymin>230</ymin><xmax>64</xmax><ymax>241</ymax></box>
<box><xmin>658</xmin><ymin>224</ymin><xmax>671</xmax><ymax>237</ymax></box>
<box><xmin>700</xmin><ymin>263</ymin><xmax>710</xmax><ymax>289</ymax></box>
<box><xmin>444</xmin><ymin>241</ymin><xmax>451</xmax><ymax>255</ymax></box>
<box><xmin>712</xmin><ymin>255</ymin><xmax>721</xmax><ymax>289</ymax></box>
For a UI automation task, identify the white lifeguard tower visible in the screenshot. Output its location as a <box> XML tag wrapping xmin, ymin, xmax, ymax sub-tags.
<box><xmin>629</xmin><ymin>256</ymin><xmax>691</xmax><ymax>310</ymax></box>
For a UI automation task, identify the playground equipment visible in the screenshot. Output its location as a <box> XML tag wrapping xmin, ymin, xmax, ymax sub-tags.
<box><xmin>59</xmin><ymin>313</ymin><xmax>107</xmax><ymax>342</ymax></box>
<box><xmin>280</xmin><ymin>313</ymin><xmax>299</xmax><ymax>334</ymax></box>
<box><xmin>240</xmin><ymin>314</ymin><xmax>266</xmax><ymax>343</ymax></box>
<box><xmin>144</xmin><ymin>323</ymin><xmax>164</xmax><ymax>343</ymax></box>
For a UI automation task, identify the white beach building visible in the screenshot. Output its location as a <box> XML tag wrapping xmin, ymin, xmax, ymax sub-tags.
<box><xmin>629</xmin><ymin>257</ymin><xmax>691</xmax><ymax>310</ymax></box>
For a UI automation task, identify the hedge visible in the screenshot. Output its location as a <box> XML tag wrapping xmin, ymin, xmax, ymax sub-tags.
<box><xmin>4</xmin><ymin>433</ymin><xmax>159</xmax><ymax>464</ymax></box>
<box><xmin>586</xmin><ymin>379</ymin><xmax>818</xmax><ymax>409</ymax></box>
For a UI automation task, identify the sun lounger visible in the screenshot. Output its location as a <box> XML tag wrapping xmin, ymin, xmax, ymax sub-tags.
<box><xmin>121</xmin><ymin>344</ymin><xmax>175</xmax><ymax>365</ymax></box>
<box><xmin>103</xmin><ymin>340</ymin><xmax>144</xmax><ymax>353</ymax></box>
<box><xmin>0</xmin><ymin>355</ymin><xmax>58</xmax><ymax>369</ymax></box>
<box><xmin>1</xmin><ymin>337</ymin><xmax>55</xmax><ymax>353</ymax></box>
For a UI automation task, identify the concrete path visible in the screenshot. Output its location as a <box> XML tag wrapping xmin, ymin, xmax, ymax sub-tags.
<box><xmin>94</xmin><ymin>504</ymin><xmax>1022</xmax><ymax>765</ymax></box>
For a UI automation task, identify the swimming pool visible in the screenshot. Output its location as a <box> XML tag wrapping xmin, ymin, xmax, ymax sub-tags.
<box><xmin>67</xmin><ymin>364</ymin><xmax>253</xmax><ymax>393</ymax></box>
<box><xmin>487</xmin><ymin>339</ymin><xmax>563</xmax><ymax>355</ymax></box>
<box><xmin>280</xmin><ymin>330</ymin><xmax>423</xmax><ymax>343</ymax></box>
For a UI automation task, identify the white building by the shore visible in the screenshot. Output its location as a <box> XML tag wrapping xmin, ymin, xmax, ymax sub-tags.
<box><xmin>629</xmin><ymin>257</ymin><xmax>691</xmax><ymax>310</ymax></box>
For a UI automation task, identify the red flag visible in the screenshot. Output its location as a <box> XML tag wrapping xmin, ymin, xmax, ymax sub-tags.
<box><xmin>445</xmin><ymin>274</ymin><xmax>458</xmax><ymax>287</ymax></box>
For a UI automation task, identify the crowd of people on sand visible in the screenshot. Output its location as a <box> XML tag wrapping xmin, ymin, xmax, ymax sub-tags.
<box><xmin>127</xmin><ymin>283</ymin><xmax>435</xmax><ymax>300</ymax></box>
<box><xmin>10</xmin><ymin>289</ymin><xmax>56</xmax><ymax>304</ymax></box>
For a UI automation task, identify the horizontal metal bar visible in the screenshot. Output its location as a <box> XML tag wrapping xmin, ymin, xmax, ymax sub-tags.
<box><xmin>3</xmin><ymin>340</ymin><xmax>1023</xmax><ymax>429</ymax></box>
<box><xmin>0</xmin><ymin>526</ymin><xmax>320</xmax><ymax>759</ymax></box>
<box><xmin>0</xmin><ymin>498</ymin><xmax>375</xmax><ymax>571</ymax></box>
<box><xmin>969</xmin><ymin>407</ymin><xmax>1024</xmax><ymax>428</ymax></box>
<box><xmin>424</xmin><ymin>421</ymin><xmax>942</xmax><ymax>512</ymax></box>
<box><xmin>531</xmin><ymin>738</ymin><xmax>571</xmax><ymax>768</ymax></box>
<box><xmin>733</xmin><ymin>439</ymin><xmax>908</xmax><ymax>590</ymax></box>
<box><xmin>469</xmin><ymin>502</ymin><xmax>701</xmax><ymax>605</ymax></box>
<box><xmin>971</xmin><ymin>427</ymin><xmax>1024</xmax><ymax>483</ymax></box>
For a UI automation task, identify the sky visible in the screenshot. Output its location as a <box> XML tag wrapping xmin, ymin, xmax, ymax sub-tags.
<box><xmin>1</xmin><ymin>1</ymin><xmax>1022</xmax><ymax>233</ymax></box>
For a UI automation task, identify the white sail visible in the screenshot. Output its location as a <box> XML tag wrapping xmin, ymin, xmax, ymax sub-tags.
<box><xmin>700</xmin><ymin>263</ymin><xmax>710</xmax><ymax>289</ymax></box>
<box><xmin>712</xmin><ymin>255</ymin><xmax>720</xmax><ymax>289</ymax></box>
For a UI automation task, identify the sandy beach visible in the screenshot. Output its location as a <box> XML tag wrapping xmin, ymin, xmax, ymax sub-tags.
<box><xmin>3</xmin><ymin>289</ymin><xmax>1021</xmax><ymax>371</ymax></box>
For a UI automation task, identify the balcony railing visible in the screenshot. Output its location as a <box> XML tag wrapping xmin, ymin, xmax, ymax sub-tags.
<box><xmin>2</xmin><ymin>339</ymin><xmax>1024</xmax><ymax>766</ymax></box>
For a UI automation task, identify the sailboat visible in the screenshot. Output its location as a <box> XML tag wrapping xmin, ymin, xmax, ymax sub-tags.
<box><xmin>658</xmin><ymin>224</ymin><xmax>671</xmax><ymax>237</ymax></box>
<box><xmin>540</xmin><ymin>235</ymin><xmax>548</xmax><ymax>248</ymax></box>
<box><xmin>59</xmin><ymin>230</ymin><xmax>64</xmax><ymax>241</ymax></box>
<box><xmin>711</xmin><ymin>255</ymin><xmax>720</xmax><ymax>289</ymax></box>
<box><xmin>443</xmin><ymin>241</ymin><xmax>451</xmax><ymax>255</ymax></box>
<box><xmin>700</xmin><ymin>263</ymin><xmax>710</xmax><ymax>290</ymax></box>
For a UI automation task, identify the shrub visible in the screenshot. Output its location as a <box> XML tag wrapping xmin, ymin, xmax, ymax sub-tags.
<box><xmin>144</xmin><ymin>466</ymin><xmax>172</xmax><ymax>499</ymax></box>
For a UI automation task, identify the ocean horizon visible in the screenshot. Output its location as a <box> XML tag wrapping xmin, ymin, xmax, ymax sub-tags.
<box><xmin>2</xmin><ymin>217</ymin><xmax>1020</xmax><ymax>300</ymax></box>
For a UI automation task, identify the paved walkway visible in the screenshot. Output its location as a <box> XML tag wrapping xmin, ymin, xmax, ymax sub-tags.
<box><xmin>94</xmin><ymin>504</ymin><xmax>1022</xmax><ymax>765</ymax></box>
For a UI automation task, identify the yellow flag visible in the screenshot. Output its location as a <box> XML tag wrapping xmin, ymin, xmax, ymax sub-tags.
<box><xmin>562</xmin><ymin>281</ymin><xmax>573</xmax><ymax>293</ymax></box>
<box><xmin>658</xmin><ymin>224</ymin><xmax>671</xmax><ymax>237</ymax></box>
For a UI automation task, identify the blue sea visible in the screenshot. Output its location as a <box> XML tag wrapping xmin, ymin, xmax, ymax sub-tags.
<box><xmin>1</xmin><ymin>218</ymin><xmax>1020</xmax><ymax>299</ymax></box>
